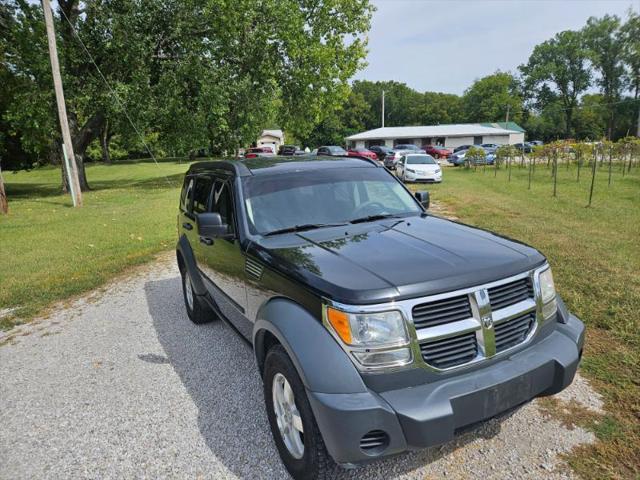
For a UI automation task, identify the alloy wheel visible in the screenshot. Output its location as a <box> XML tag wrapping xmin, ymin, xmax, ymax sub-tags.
<box><xmin>272</xmin><ymin>372</ymin><xmax>304</xmax><ymax>459</ymax></box>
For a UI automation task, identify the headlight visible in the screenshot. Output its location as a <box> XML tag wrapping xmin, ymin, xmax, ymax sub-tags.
<box><xmin>539</xmin><ymin>268</ymin><xmax>557</xmax><ymax>319</ymax></box>
<box><xmin>326</xmin><ymin>308</ymin><xmax>408</xmax><ymax>346</ymax></box>
<box><xmin>406</xmin><ymin>168</ymin><xmax>416</xmax><ymax>173</ymax></box>
<box><xmin>325</xmin><ymin>307</ymin><xmax>412</xmax><ymax>369</ymax></box>
<box><xmin>435</xmin><ymin>168</ymin><xmax>441</xmax><ymax>173</ymax></box>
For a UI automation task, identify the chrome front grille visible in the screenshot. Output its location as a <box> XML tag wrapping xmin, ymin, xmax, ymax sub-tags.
<box><xmin>412</xmin><ymin>295</ymin><xmax>472</xmax><ymax>329</ymax></box>
<box><xmin>411</xmin><ymin>270</ymin><xmax>540</xmax><ymax>371</ymax></box>
<box><xmin>420</xmin><ymin>331</ymin><xmax>478</xmax><ymax>369</ymax></box>
<box><xmin>495</xmin><ymin>312</ymin><xmax>536</xmax><ymax>353</ymax></box>
<box><xmin>488</xmin><ymin>277</ymin><xmax>534</xmax><ymax>310</ymax></box>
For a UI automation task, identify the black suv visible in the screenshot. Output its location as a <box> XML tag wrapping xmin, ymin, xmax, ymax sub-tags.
<box><xmin>176</xmin><ymin>156</ymin><xmax>584</xmax><ymax>479</ymax></box>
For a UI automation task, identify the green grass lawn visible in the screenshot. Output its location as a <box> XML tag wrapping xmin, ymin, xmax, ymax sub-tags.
<box><xmin>1</xmin><ymin>158</ymin><xmax>638</xmax><ymax>478</ymax></box>
<box><xmin>0</xmin><ymin>160</ymin><xmax>191</xmax><ymax>328</ymax></box>
<box><xmin>411</xmin><ymin>162</ymin><xmax>639</xmax><ymax>480</ymax></box>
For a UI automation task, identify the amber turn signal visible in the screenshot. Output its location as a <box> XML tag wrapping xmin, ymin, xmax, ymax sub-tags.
<box><xmin>326</xmin><ymin>307</ymin><xmax>352</xmax><ymax>344</ymax></box>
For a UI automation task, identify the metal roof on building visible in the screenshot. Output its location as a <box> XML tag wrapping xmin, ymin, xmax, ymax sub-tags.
<box><xmin>480</xmin><ymin>121</ymin><xmax>526</xmax><ymax>133</ymax></box>
<box><xmin>345</xmin><ymin>123</ymin><xmax>521</xmax><ymax>141</ymax></box>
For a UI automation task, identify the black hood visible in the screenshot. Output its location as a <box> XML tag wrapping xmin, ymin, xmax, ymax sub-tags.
<box><xmin>252</xmin><ymin>215</ymin><xmax>546</xmax><ymax>304</ymax></box>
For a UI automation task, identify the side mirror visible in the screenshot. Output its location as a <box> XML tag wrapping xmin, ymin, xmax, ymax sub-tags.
<box><xmin>197</xmin><ymin>212</ymin><xmax>229</xmax><ymax>238</ymax></box>
<box><xmin>415</xmin><ymin>191</ymin><xmax>430</xmax><ymax>209</ymax></box>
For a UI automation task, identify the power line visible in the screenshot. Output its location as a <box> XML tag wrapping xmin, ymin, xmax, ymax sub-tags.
<box><xmin>54</xmin><ymin>4</ymin><xmax>174</xmax><ymax>187</ymax></box>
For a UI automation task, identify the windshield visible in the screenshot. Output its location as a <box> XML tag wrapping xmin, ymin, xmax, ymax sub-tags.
<box><xmin>242</xmin><ymin>168</ymin><xmax>422</xmax><ymax>235</ymax></box>
<box><xmin>396</xmin><ymin>144</ymin><xmax>417</xmax><ymax>150</ymax></box>
<box><xmin>406</xmin><ymin>155</ymin><xmax>436</xmax><ymax>165</ymax></box>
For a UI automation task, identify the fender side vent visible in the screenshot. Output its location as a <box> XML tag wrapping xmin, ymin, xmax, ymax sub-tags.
<box><xmin>245</xmin><ymin>257</ymin><xmax>264</xmax><ymax>280</ymax></box>
<box><xmin>360</xmin><ymin>430</ymin><xmax>389</xmax><ymax>455</ymax></box>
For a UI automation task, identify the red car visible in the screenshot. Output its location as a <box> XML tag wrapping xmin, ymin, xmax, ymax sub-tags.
<box><xmin>347</xmin><ymin>147</ymin><xmax>378</xmax><ymax>161</ymax></box>
<box><xmin>423</xmin><ymin>145</ymin><xmax>452</xmax><ymax>159</ymax></box>
<box><xmin>244</xmin><ymin>147</ymin><xmax>274</xmax><ymax>159</ymax></box>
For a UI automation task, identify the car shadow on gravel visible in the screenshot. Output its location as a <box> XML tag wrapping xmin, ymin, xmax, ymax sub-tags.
<box><xmin>145</xmin><ymin>276</ymin><xmax>513</xmax><ymax>479</ymax></box>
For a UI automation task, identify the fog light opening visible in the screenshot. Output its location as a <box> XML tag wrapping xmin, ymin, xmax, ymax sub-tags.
<box><xmin>359</xmin><ymin>430</ymin><xmax>390</xmax><ymax>456</ymax></box>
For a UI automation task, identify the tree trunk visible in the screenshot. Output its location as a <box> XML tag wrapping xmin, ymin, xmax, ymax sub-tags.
<box><xmin>0</xmin><ymin>164</ymin><xmax>8</xmax><ymax>215</ymax></box>
<box><xmin>60</xmin><ymin>112</ymin><xmax>105</xmax><ymax>191</ymax></box>
<box><xmin>100</xmin><ymin>120</ymin><xmax>111</xmax><ymax>164</ymax></box>
<box><xmin>565</xmin><ymin>107</ymin><xmax>573</xmax><ymax>139</ymax></box>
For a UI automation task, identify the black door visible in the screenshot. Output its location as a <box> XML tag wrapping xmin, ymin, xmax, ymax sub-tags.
<box><xmin>197</xmin><ymin>176</ymin><xmax>251</xmax><ymax>339</ymax></box>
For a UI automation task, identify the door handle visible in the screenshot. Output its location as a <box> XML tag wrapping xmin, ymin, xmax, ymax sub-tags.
<box><xmin>182</xmin><ymin>222</ymin><xmax>193</xmax><ymax>230</ymax></box>
<box><xmin>199</xmin><ymin>236</ymin><xmax>213</xmax><ymax>246</ymax></box>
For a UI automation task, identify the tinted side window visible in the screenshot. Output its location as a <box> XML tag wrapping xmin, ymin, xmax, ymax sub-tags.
<box><xmin>212</xmin><ymin>180</ymin><xmax>235</xmax><ymax>235</ymax></box>
<box><xmin>180</xmin><ymin>177</ymin><xmax>194</xmax><ymax>213</ymax></box>
<box><xmin>192</xmin><ymin>176</ymin><xmax>213</xmax><ymax>215</ymax></box>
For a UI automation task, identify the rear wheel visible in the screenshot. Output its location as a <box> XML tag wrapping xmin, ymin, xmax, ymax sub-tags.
<box><xmin>180</xmin><ymin>268</ymin><xmax>215</xmax><ymax>324</ymax></box>
<box><xmin>264</xmin><ymin>345</ymin><xmax>339</xmax><ymax>480</ymax></box>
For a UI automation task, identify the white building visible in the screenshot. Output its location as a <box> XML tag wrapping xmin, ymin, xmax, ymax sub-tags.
<box><xmin>345</xmin><ymin>123</ymin><xmax>525</xmax><ymax>150</ymax></box>
<box><xmin>256</xmin><ymin>129</ymin><xmax>284</xmax><ymax>153</ymax></box>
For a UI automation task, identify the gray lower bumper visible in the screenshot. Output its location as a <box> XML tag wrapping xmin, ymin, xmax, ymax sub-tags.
<box><xmin>307</xmin><ymin>314</ymin><xmax>585</xmax><ymax>465</ymax></box>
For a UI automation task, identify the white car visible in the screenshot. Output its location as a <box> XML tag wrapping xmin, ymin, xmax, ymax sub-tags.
<box><xmin>396</xmin><ymin>153</ymin><xmax>442</xmax><ymax>183</ymax></box>
<box><xmin>384</xmin><ymin>147</ymin><xmax>426</xmax><ymax>169</ymax></box>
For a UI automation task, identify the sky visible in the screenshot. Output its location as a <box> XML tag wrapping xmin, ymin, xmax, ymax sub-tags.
<box><xmin>354</xmin><ymin>0</ymin><xmax>639</xmax><ymax>95</ymax></box>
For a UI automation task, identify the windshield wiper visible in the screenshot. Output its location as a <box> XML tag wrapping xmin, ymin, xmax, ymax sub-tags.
<box><xmin>349</xmin><ymin>213</ymin><xmax>401</xmax><ymax>224</ymax></box>
<box><xmin>263</xmin><ymin>223</ymin><xmax>347</xmax><ymax>237</ymax></box>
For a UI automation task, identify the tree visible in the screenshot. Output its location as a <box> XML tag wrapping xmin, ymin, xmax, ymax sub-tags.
<box><xmin>620</xmin><ymin>9</ymin><xmax>640</xmax><ymax>136</ymax></box>
<box><xmin>416</xmin><ymin>92</ymin><xmax>463</xmax><ymax>126</ymax></box>
<box><xmin>462</xmin><ymin>72</ymin><xmax>523</xmax><ymax>124</ymax></box>
<box><xmin>520</xmin><ymin>30</ymin><xmax>591</xmax><ymax>138</ymax></box>
<box><xmin>1</xmin><ymin>0</ymin><xmax>373</xmax><ymax>184</ymax></box>
<box><xmin>582</xmin><ymin>14</ymin><xmax>627</xmax><ymax>139</ymax></box>
<box><xmin>352</xmin><ymin>80</ymin><xmax>423</xmax><ymax>129</ymax></box>
<box><xmin>301</xmin><ymin>90</ymin><xmax>372</xmax><ymax>147</ymax></box>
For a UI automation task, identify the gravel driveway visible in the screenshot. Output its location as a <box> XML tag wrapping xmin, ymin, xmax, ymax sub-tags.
<box><xmin>0</xmin><ymin>256</ymin><xmax>603</xmax><ymax>479</ymax></box>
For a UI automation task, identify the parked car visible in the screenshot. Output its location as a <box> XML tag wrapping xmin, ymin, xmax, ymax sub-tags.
<box><xmin>529</xmin><ymin>140</ymin><xmax>544</xmax><ymax>147</ymax></box>
<box><xmin>453</xmin><ymin>144</ymin><xmax>474</xmax><ymax>153</ymax></box>
<box><xmin>317</xmin><ymin>145</ymin><xmax>348</xmax><ymax>156</ymax></box>
<box><xmin>481</xmin><ymin>143</ymin><xmax>501</xmax><ymax>149</ymax></box>
<box><xmin>245</xmin><ymin>147</ymin><xmax>275</xmax><ymax>159</ymax></box>
<box><xmin>385</xmin><ymin>146</ymin><xmax>426</xmax><ymax>169</ymax></box>
<box><xmin>422</xmin><ymin>145</ymin><xmax>452</xmax><ymax>159</ymax></box>
<box><xmin>177</xmin><ymin>156</ymin><xmax>584</xmax><ymax>479</ymax></box>
<box><xmin>278</xmin><ymin>145</ymin><xmax>300</xmax><ymax>155</ymax></box>
<box><xmin>448</xmin><ymin>150</ymin><xmax>467</xmax><ymax>166</ymax></box>
<box><xmin>394</xmin><ymin>144</ymin><xmax>424</xmax><ymax>152</ymax></box>
<box><xmin>347</xmin><ymin>147</ymin><xmax>379</xmax><ymax>161</ymax></box>
<box><xmin>368</xmin><ymin>145</ymin><xmax>395</xmax><ymax>161</ymax></box>
<box><xmin>449</xmin><ymin>148</ymin><xmax>495</xmax><ymax>166</ymax></box>
<box><xmin>396</xmin><ymin>154</ymin><xmax>442</xmax><ymax>183</ymax></box>
<box><xmin>513</xmin><ymin>142</ymin><xmax>533</xmax><ymax>153</ymax></box>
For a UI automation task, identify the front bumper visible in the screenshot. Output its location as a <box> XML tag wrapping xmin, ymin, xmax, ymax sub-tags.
<box><xmin>404</xmin><ymin>171</ymin><xmax>442</xmax><ymax>182</ymax></box>
<box><xmin>307</xmin><ymin>314</ymin><xmax>584</xmax><ymax>465</ymax></box>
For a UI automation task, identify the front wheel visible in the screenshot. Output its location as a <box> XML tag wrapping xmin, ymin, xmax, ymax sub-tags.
<box><xmin>264</xmin><ymin>346</ymin><xmax>339</xmax><ymax>480</ymax></box>
<box><xmin>180</xmin><ymin>268</ymin><xmax>215</xmax><ymax>324</ymax></box>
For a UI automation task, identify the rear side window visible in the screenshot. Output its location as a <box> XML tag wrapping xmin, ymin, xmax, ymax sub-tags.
<box><xmin>192</xmin><ymin>176</ymin><xmax>214</xmax><ymax>214</ymax></box>
<box><xmin>180</xmin><ymin>177</ymin><xmax>194</xmax><ymax>213</ymax></box>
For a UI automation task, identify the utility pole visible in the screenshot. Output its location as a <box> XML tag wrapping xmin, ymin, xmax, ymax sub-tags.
<box><xmin>42</xmin><ymin>0</ymin><xmax>82</xmax><ymax>207</ymax></box>
<box><xmin>381</xmin><ymin>90</ymin><xmax>385</xmax><ymax>128</ymax></box>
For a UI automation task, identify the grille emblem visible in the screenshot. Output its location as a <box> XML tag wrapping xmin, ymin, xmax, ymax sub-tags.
<box><xmin>481</xmin><ymin>315</ymin><xmax>493</xmax><ymax>329</ymax></box>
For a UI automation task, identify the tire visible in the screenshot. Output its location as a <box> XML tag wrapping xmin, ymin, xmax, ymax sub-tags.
<box><xmin>180</xmin><ymin>268</ymin><xmax>214</xmax><ymax>324</ymax></box>
<box><xmin>264</xmin><ymin>345</ymin><xmax>339</xmax><ymax>480</ymax></box>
